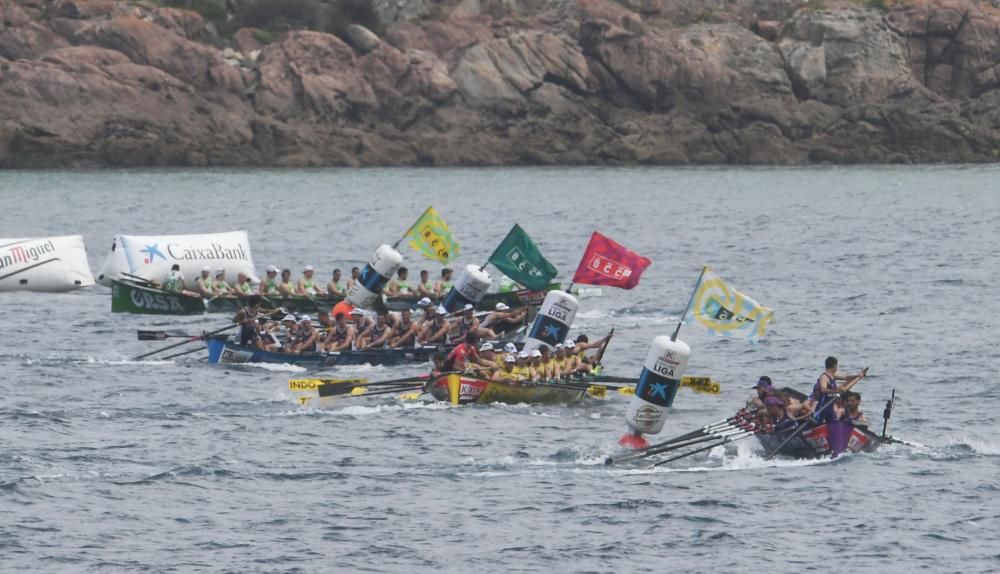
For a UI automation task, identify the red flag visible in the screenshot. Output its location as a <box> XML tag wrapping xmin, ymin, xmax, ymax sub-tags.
<box><xmin>572</xmin><ymin>231</ymin><xmax>651</xmax><ymax>289</ymax></box>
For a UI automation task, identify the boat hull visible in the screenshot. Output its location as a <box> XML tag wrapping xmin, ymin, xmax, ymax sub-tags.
<box><xmin>205</xmin><ymin>337</ymin><xmax>439</xmax><ymax>368</ymax></box>
<box><xmin>756</xmin><ymin>422</ymin><xmax>882</xmax><ymax>459</ymax></box>
<box><xmin>427</xmin><ymin>374</ymin><xmax>587</xmax><ymax>405</ymax></box>
<box><xmin>111</xmin><ymin>279</ymin><xmax>559</xmax><ymax>315</ymax></box>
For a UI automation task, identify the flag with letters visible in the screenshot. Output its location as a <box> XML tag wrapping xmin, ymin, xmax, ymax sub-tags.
<box><xmin>406</xmin><ymin>207</ymin><xmax>459</xmax><ymax>264</ymax></box>
<box><xmin>487</xmin><ymin>224</ymin><xmax>557</xmax><ymax>291</ymax></box>
<box><xmin>571</xmin><ymin>231</ymin><xmax>651</xmax><ymax>289</ymax></box>
<box><xmin>682</xmin><ymin>267</ymin><xmax>774</xmax><ymax>341</ymax></box>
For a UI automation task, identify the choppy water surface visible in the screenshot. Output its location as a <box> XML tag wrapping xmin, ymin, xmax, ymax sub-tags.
<box><xmin>2</xmin><ymin>167</ymin><xmax>999</xmax><ymax>573</ymax></box>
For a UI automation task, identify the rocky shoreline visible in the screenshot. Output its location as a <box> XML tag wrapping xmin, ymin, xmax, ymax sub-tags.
<box><xmin>1</xmin><ymin>0</ymin><xmax>999</xmax><ymax>167</ymax></box>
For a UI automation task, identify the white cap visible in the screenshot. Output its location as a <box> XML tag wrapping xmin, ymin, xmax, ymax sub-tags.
<box><xmin>503</xmin><ymin>342</ymin><xmax>517</xmax><ymax>353</ymax></box>
<box><xmin>417</xmin><ymin>297</ymin><xmax>432</xmax><ymax>306</ymax></box>
<box><xmin>531</xmin><ymin>349</ymin><xmax>542</xmax><ymax>358</ymax></box>
<box><xmin>350</xmin><ymin>308</ymin><xmax>363</xmax><ymax>316</ymax></box>
<box><xmin>463</xmin><ymin>303</ymin><xmax>474</xmax><ymax>311</ymax></box>
<box><xmin>266</xmin><ymin>265</ymin><xmax>278</xmax><ymax>273</ymax></box>
<box><xmin>201</xmin><ymin>265</ymin><xmax>211</xmax><ymax>273</ymax></box>
<box><xmin>436</xmin><ymin>305</ymin><xmax>447</xmax><ymax>314</ymax></box>
<box><xmin>503</xmin><ymin>354</ymin><xmax>516</xmax><ymax>363</ymax></box>
<box><xmin>518</xmin><ymin>350</ymin><xmax>529</xmax><ymax>359</ymax></box>
<box><xmin>554</xmin><ymin>343</ymin><xmax>565</xmax><ymax>350</ymax></box>
<box><xmin>479</xmin><ymin>342</ymin><xmax>494</xmax><ymax>352</ymax></box>
<box><xmin>299</xmin><ymin>315</ymin><xmax>312</xmax><ymax>323</ymax></box>
<box><xmin>215</xmin><ymin>268</ymin><xmax>225</xmax><ymax>276</ymax></box>
<box><xmin>304</xmin><ymin>265</ymin><xmax>314</xmax><ymax>272</ymax></box>
<box><xmin>495</xmin><ymin>302</ymin><xmax>510</xmax><ymax>311</ymax></box>
<box><xmin>564</xmin><ymin>340</ymin><xmax>576</xmax><ymax>349</ymax></box>
<box><xmin>282</xmin><ymin>314</ymin><xmax>296</xmax><ymax>322</ymax></box>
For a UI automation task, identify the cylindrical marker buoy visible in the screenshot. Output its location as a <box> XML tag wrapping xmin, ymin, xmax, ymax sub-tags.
<box><xmin>620</xmin><ymin>336</ymin><xmax>691</xmax><ymax>448</ymax></box>
<box><xmin>522</xmin><ymin>290</ymin><xmax>578</xmax><ymax>353</ymax></box>
<box><xmin>441</xmin><ymin>265</ymin><xmax>492</xmax><ymax>313</ymax></box>
<box><xmin>346</xmin><ymin>245</ymin><xmax>402</xmax><ymax>309</ymax></box>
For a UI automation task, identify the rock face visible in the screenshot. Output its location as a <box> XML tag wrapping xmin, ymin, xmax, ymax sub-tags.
<box><xmin>2</xmin><ymin>0</ymin><xmax>1000</xmax><ymax>167</ymax></box>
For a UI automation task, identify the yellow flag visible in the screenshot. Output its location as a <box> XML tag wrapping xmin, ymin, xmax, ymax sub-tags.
<box><xmin>683</xmin><ymin>267</ymin><xmax>774</xmax><ymax>341</ymax></box>
<box><xmin>406</xmin><ymin>207</ymin><xmax>459</xmax><ymax>264</ymax></box>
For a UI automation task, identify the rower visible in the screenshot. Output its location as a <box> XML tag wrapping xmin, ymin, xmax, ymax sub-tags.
<box><xmin>843</xmin><ymin>391</ymin><xmax>869</xmax><ymax>427</ymax></box>
<box><xmin>552</xmin><ymin>343</ymin><xmax>570</xmax><ymax>377</ymax></box>
<box><xmin>810</xmin><ymin>357</ymin><xmax>869</xmax><ymax>423</ymax></box>
<box><xmin>213</xmin><ymin>269</ymin><xmax>234</xmax><ymax>296</ymax></box>
<box><xmin>764</xmin><ymin>395</ymin><xmax>798</xmax><ymax>433</ymax></box>
<box><xmin>434</xmin><ymin>267</ymin><xmax>453</xmax><ymax>298</ymax></box>
<box><xmin>297</xmin><ymin>265</ymin><xmax>326</xmax><ymax>296</ymax></box>
<box><xmin>537</xmin><ymin>345</ymin><xmax>559</xmax><ymax>379</ymax></box>
<box><xmin>258</xmin><ymin>318</ymin><xmax>281</xmax><ymax>352</ymax></box>
<box><xmin>561</xmin><ymin>340</ymin><xmax>584</xmax><ymax>375</ymax></box>
<box><xmin>236</xmin><ymin>272</ymin><xmax>254</xmax><ymax>295</ymax></box>
<box><xmin>491</xmin><ymin>354</ymin><xmax>521</xmax><ymax>383</ymax></box>
<box><xmin>748</xmin><ymin>376</ymin><xmax>774</xmax><ymax>410</ymax></box>
<box><xmin>279</xmin><ymin>314</ymin><xmax>299</xmax><ymax>348</ymax></box>
<box><xmin>350</xmin><ymin>308</ymin><xmax>372</xmax><ymax>339</ymax></box>
<box><xmin>475</xmin><ymin>342</ymin><xmax>499</xmax><ymax>371</ymax></box>
<box><xmin>360</xmin><ymin>310</ymin><xmax>393</xmax><ymax>349</ymax></box>
<box><xmin>345</xmin><ymin>266</ymin><xmax>361</xmax><ymax>292</ymax></box>
<box><xmin>278</xmin><ymin>269</ymin><xmax>295</xmax><ymax>296</ymax></box>
<box><xmin>480</xmin><ymin>302</ymin><xmax>526</xmax><ymax>333</ymax></box>
<box><xmin>572</xmin><ymin>333</ymin><xmax>611</xmax><ymax>368</ymax></box>
<box><xmin>444</xmin><ymin>332</ymin><xmax>481</xmax><ymax>372</ymax></box>
<box><xmin>529</xmin><ymin>349</ymin><xmax>545</xmax><ymax>380</ymax></box>
<box><xmin>415</xmin><ymin>305</ymin><xmax>449</xmax><ymax>346</ymax></box>
<box><xmin>515</xmin><ymin>350</ymin><xmax>536</xmax><ymax>381</ymax></box>
<box><xmin>389</xmin><ymin>308</ymin><xmax>419</xmax><ymax>348</ymax></box>
<box><xmin>327</xmin><ymin>268</ymin><xmax>345</xmax><ymax>297</ymax></box>
<box><xmin>323</xmin><ymin>312</ymin><xmax>355</xmax><ymax>352</ymax></box>
<box><xmin>417</xmin><ymin>269</ymin><xmax>435</xmax><ymax>298</ymax></box>
<box><xmin>430</xmin><ymin>352</ymin><xmax>447</xmax><ymax>378</ymax></box>
<box><xmin>259</xmin><ymin>265</ymin><xmax>280</xmax><ymax>296</ymax></box>
<box><xmin>195</xmin><ymin>266</ymin><xmax>214</xmax><ymax>297</ymax></box>
<box><xmin>387</xmin><ymin>267</ymin><xmax>413</xmax><ymax>297</ymax></box>
<box><xmin>316</xmin><ymin>310</ymin><xmax>334</xmax><ymax>334</ymax></box>
<box><xmin>454</xmin><ymin>304</ymin><xmax>496</xmax><ymax>340</ymax></box>
<box><xmin>233</xmin><ymin>295</ymin><xmax>262</xmax><ymax>347</ymax></box>
<box><xmin>162</xmin><ymin>264</ymin><xmax>186</xmax><ymax>293</ymax></box>
<box><xmin>289</xmin><ymin>315</ymin><xmax>320</xmax><ymax>355</ymax></box>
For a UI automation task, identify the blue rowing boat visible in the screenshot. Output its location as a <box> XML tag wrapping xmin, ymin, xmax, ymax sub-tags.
<box><xmin>205</xmin><ymin>336</ymin><xmax>441</xmax><ymax>368</ymax></box>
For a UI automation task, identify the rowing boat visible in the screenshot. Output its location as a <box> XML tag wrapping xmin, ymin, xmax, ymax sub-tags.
<box><xmin>426</xmin><ymin>374</ymin><xmax>588</xmax><ymax>405</ymax></box>
<box><xmin>205</xmin><ymin>336</ymin><xmax>441</xmax><ymax>368</ymax></box>
<box><xmin>756</xmin><ymin>421</ymin><xmax>882</xmax><ymax>459</ymax></box>
<box><xmin>111</xmin><ymin>278</ymin><xmax>559</xmax><ymax>315</ymax></box>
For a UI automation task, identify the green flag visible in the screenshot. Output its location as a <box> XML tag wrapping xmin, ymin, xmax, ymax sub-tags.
<box><xmin>487</xmin><ymin>224</ymin><xmax>558</xmax><ymax>291</ymax></box>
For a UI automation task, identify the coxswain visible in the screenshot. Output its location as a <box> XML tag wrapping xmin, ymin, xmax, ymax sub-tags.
<box><xmin>345</xmin><ymin>266</ymin><xmax>361</xmax><ymax>292</ymax></box>
<box><xmin>278</xmin><ymin>269</ymin><xmax>295</xmax><ymax>296</ymax></box>
<box><xmin>259</xmin><ymin>265</ymin><xmax>280</xmax><ymax>296</ymax></box>
<box><xmin>417</xmin><ymin>270</ymin><xmax>435</xmax><ymax>298</ymax></box>
<box><xmin>843</xmin><ymin>391</ymin><xmax>869</xmax><ymax>427</ymax></box>
<box><xmin>236</xmin><ymin>272</ymin><xmax>254</xmax><ymax>295</ymax></box>
<box><xmin>360</xmin><ymin>311</ymin><xmax>393</xmax><ymax>349</ymax></box>
<box><xmin>434</xmin><ymin>268</ymin><xmax>453</xmax><ymax>297</ymax></box>
<box><xmin>415</xmin><ymin>305</ymin><xmax>450</xmax><ymax>346</ymax></box>
<box><xmin>810</xmin><ymin>357</ymin><xmax>868</xmax><ymax>423</ymax></box>
<box><xmin>279</xmin><ymin>314</ymin><xmax>299</xmax><ymax>349</ymax></box>
<box><xmin>389</xmin><ymin>308</ymin><xmax>419</xmax><ymax>348</ymax></box>
<box><xmin>480</xmin><ymin>302</ymin><xmax>527</xmax><ymax>333</ymax></box>
<box><xmin>323</xmin><ymin>312</ymin><xmax>355</xmax><ymax>352</ymax></box>
<box><xmin>327</xmin><ymin>268</ymin><xmax>345</xmax><ymax>297</ymax></box>
<box><xmin>491</xmin><ymin>354</ymin><xmax>521</xmax><ymax>383</ymax></box>
<box><xmin>443</xmin><ymin>332</ymin><xmax>481</xmax><ymax>372</ymax></box>
<box><xmin>162</xmin><ymin>264</ymin><xmax>186</xmax><ymax>293</ymax></box>
<box><xmin>213</xmin><ymin>269</ymin><xmax>234</xmax><ymax>296</ymax></box>
<box><xmin>748</xmin><ymin>376</ymin><xmax>774</xmax><ymax>410</ymax></box>
<box><xmin>233</xmin><ymin>295</ymin><xmax>262</xmax><ymax>347</ymax></box>
<box><xmin>289</xmin><ymin>316</ymin><xmax>320</xmax><ymax>354</ymax></box>
<box><xmin>195</xmin><ymin>266</ymin><xmax>214</xmax><ymax>297</ymax></box>
<box><xmin>387</xmin><ymin>267</ymin><xmax>414</xmax><ymax>297</ymax></box>
<box><xmin>297</xmin><ymin>265</ymin><xmax>326</xmax><ymax>296</ymax></box>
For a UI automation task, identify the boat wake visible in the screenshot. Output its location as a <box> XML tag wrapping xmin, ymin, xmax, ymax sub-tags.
<box><xmin>944</xmin><ymin>436</ymin><xmax>1000</xmax><ymax>456</ymax></box>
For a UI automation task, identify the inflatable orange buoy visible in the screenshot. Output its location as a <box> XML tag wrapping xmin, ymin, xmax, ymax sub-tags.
<box><xmin>331</xmin><ymin>300</ymin><xmax>354</xmax><ymax>318</ymax></box>
<box><xmin>619</xmin><ymin>432</ymin><xmax>649</xmax><ymax>450</ymax></box>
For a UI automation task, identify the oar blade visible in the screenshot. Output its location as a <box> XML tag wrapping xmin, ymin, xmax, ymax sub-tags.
<box><xmin>137</xmin><ymin>330</ymin><xmax>168</xmax><ymax>341</ymax></box>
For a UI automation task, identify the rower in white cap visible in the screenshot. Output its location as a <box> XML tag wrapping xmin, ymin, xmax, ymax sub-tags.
<box><xmin>297</xmin><ymin>265</ymin><xmax>326</xmax><ymax>297</ymax></box>
<box><xmin>195</xmin><ymin>266</ymin><xmax>214</xmax><ymax>297</ymax></box>
<box><xmin>415</xmin><ymin>304</ymin><xmax>450</xmax><ymax>346</ymax></box>
<box><xmin>259</xmin><ymin>265</ymin><xmax>280</xmax><ymax>296</ymax></box>
<box><xmin>454</xmin><ymin>303</ymin><xmax>496</xmax><ymax>340</ymax></box>
<box><xmin>480</xmin><ymin>301</ymin><xmax>527</xmax><ymax>332</ymax></box>
<box><xmin>212</xmin><ymin>268</ymin><xmax>234</xmax><ymax>296</ymax></box>
<box><xmin>289</xmin><ymin>315</ymin><xmax>319</xmax><ymax>354</ymax></box>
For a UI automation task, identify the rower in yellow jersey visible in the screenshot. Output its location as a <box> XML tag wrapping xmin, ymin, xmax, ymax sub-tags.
<box><xmin>538</xmin><ymin>345</ymin><xmax>560</xmax><ymax>380</ymax></box>
<box><xmin>514</xmin><ymin>350</ymin><xmax>536</xmax><ymax>381</ymax></box>
<box><xmin>491</xmin><ymin>354</ymin><xmax>521</xmax><ymax>383</ymax></box>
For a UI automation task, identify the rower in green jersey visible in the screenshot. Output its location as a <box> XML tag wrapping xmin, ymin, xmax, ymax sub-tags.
<box><xmin>296</xmin><ymin>265</ymin><xmax>326</xmax><ymax>297</ymax></box>
<box><xmin>162</xmin><ymin>264</ymin><xmax>185</xmax><ymax>292</ymax></box>
<box><xmin>278</xmin><ymin>269</ymin><xmax>295</xmax><ymax>296</ymax></box>
<box><xmin>195</xmin><ymin>266</ymin><xmax>214</xmax><ymax>297</ymax></box>
<box><xmin>236</xmin><ymin>272</ymin><xmax>254</xmax><ymax>295</ymax></box>
<box><xmin>259</xmin><ymin>265</ymin><xmax>280</xmax><ymax>296</ymax></box>
<box><xmin>434</xmin><ymin>267</ymin><xmax>454</xmax><ymax>297</ymax></box>
<box><xmin>213</xmin><ymin>269</ymin><xmax>234</xmax><ymax>296</ymax></box>
<box><xmin>387</xmin><ymin>266</ymin><xmax>414</xmax><ymax>297</ymax></box>
<box><xmin>326</xmin><ymin>268</ymin><xmax>345</xmax><ymax>297</ymax></box>
<box><xmin>345</xmin><ymin>266</ymin><xmax>361</xmax><ymax>293</ymax></box>
<box><xmin>417</xmin><ymin>269</ymin><xmax>435</xmax><ymax>298</ymax></box>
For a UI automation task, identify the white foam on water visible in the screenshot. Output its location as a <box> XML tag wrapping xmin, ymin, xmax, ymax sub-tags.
<box><xmin>947</xmin><ymin>436</ymin><xmax>1000</xmax><ymax>455</ymax></box>
<box><xmin>239</xmin><ymin>362</ymin><xmax>308</xmax><ymax>373</ymax></box>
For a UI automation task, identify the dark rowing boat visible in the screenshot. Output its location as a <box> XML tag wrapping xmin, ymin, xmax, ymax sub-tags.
<box><xmin>205</xmin><ymin>336</ymin><xmax>442</xmax><ymax>368</ymax></box>
<box><xmin>111</xmin><ymin>278</ymin><xmax>558</xmax><ymax>315</ymax></box>
<box><xmin>755</xmin><ymin>421</ymin><xmax>882</xmax><ymax>459</ymax></box>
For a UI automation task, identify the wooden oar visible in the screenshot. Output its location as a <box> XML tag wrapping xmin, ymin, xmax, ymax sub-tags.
<box><xmin>318</xmin><ymin>381</ymin><xmax>422</xmax><ymax>398</ymax></box>
<box><xmin>138</xmin><ymin>330</ymin><xmax>198</xmax><ymax>341</ymax></box>
<box><xmin>161</xmin><ymin>347</ymin><xmax>207</xmax><ymax>360</ymax></box>
<box><xmin>649</xmin><ymin>429</ymin><xmax>758</xmax><ymax>468</ymax></box>
<box><xmin>131</xmin><ymin>323</ymin><xmax>236</xmax><ymax>361</ymax></box>
<box><xmin>121</xmin><ymin>272</ymin><xmax>155</xmax><ymax>285</ymax></box>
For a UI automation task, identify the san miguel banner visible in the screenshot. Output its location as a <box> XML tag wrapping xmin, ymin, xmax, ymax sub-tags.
<box><xmin>95</xmin><ymin>231</ymin><xmax>255</xmax><ymax>286</ymax></box>
<box><xmin>0</xmin><ymin>235</ymin><xmax>94</xmax><ymax>292</ymax></box>
<box><xmin>571</xmin><ymin>231</ymin><xmax>651</xmax><ymax>289</ymax></box>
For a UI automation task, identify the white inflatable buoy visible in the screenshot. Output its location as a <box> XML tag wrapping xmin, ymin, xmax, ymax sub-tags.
<box><xmin>0</xmin><ymin>235</ymin><xmax>94</xmax><ymax>292</ymax></box>
<box><xmin>621</xmin><ymin>336</ymin><xmax>691</xmax><ymax>448</ymax></box>
<box><xmin>521</xmin><ymin>290</ymin><xmax>578</xmax><ymax>353</ymax></box>
<box><xmin>347</xmin><ymin>244</ymin><xmax>403</xmax><ymax>308</ymax></box>
<box><xmin>441</xmin><ymin>264</ymin><xmax>491</xmax><ymax>312</ymax></box>
<box><xmin>95</xmin><ymin>231</ymin><xmax>255</xmax><ymax>286</ymax></box>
